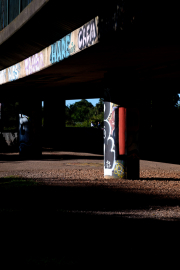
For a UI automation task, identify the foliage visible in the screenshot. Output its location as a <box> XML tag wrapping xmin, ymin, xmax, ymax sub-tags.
<box><xmin>65</xmin><ymin>98</ymin><xmax>104</xmax><ymax>127</ymax></box>
<box><xmin>1</xmin><ymin>102</ymin><xmax>19</xmax><ymax>131</ymax></box>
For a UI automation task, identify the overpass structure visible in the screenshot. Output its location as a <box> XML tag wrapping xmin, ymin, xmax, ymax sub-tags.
<box><xmin>1</xmin><ymin>0</ymin><xmax>180</xmax><ymax>179</ymax></box>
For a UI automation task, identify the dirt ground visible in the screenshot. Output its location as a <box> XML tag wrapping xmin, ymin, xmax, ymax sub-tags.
<box><xmin>1</xmin><ymin>151</ymin><xmax>180</xmax><ymax>267</ymax></box>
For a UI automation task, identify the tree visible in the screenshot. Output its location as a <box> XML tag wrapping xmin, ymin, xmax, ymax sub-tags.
<box><xmin>65</xmin><ymin>98</ymin><xmax>104</xmax><ymax>127</ymax></box>
<box><xmin>68</xmin><ymin>99</ymin><xmax>93</xmax><ymax>123</ymax></box>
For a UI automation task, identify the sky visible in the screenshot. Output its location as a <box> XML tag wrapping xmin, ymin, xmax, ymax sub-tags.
<box><xmin>66</xmin><ymin>98</ymin><xmax>100</xmax><ymax>107</ymax></box>
<box><xmin>42</xmin><ymin>99</ymin><xmax>100</xmax><ymax>107</ymax></box>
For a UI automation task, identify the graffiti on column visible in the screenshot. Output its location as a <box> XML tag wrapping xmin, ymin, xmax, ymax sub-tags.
<box><xmin>8</xmin><ymin>64</ymin><xmax>21</xmax><ymax>81</ymax></box>
<box><xmin>114</xmin><ymin>161</ymin><xmax>126</xmax><ymax>178</ymax></box>
<box><xmin>25</xmin><ymin>52</ymin><xmax>44</xmax><ymax>76</ymax></box>
<box><xmin>104</xmin><ymin>102</ymin><xmax>127</xmax><ymax>178</ymax></box>
<box><xmin>78</xmin><ymin>18</ymin><xmax>97</xmax><ymax>50</ymax></box>
<box><xmin>104</xmin><ymin>102</ymin><xmax>116</xmax><ymax>175</ymax></box>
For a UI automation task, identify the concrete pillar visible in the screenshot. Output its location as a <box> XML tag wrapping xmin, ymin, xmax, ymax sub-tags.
<box><xmin>19</xmin><ymin>100</ymin><xmax>42</xmax><ymax>157</ymax></box>
<box><xmin>127</xmin><ymin>108</ymin><xmax>140</xmax><ymax>179</ymax></box>
<box><xmin>44</xmin><ymin>98</ymin><xmax>65</xmax><ymax>149</ymax></box>
<box><xmin>104</xmin><ymin>102</ymin><xmax>140</xmax><ymax>179</ymax></box>
<box><xmin>104</xmin><ymin>101</ymin><xmax>127</xmax><ymax>179</ymax></box>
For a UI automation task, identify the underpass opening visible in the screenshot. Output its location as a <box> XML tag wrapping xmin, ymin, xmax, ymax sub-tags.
<box><xmin>64</xmin><ymin>98</ymin><xmax>104</xmax><ymax>155</ymax></box>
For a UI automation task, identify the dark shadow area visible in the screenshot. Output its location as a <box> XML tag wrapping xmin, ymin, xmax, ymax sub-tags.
<box><xmin>43</xmin><ymin>127</ymin><xmax>104</xmax><ymax>155</ymax></box>
<box><xmin>140</xmin><ymin>177</ymin><xmax>180</xmax><ymax>182</ymax></box>
<box><xmin>0</xmin><ymin>132</ymin><xmax>18</xmax><ymax>153</ymax></box>
<box><xmin>0</xmin><ymin>153</ymin><xmax>103</xmax><ymax>162</ymax></box>
<box><xmin>0</xmin><ymin>178</ymin><xmax>180</xmax><ymax>267</ymax></box>
<box><xmin>140</xmin><ymin>153</ymin><xmax>180</xmax><ymax>166</ymax></box>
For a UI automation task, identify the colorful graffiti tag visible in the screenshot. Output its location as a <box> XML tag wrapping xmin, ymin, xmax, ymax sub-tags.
<box><xmin>8</xmin><ymin>63</ymin><xmax>21</xmax><ymax>81</ymax></box>
<box><xmin>50</xmin><ymin>34</ymin><xmax>71</xmax><ymax>64</ymax></box>
<box><xmin>78</xmin><ymin>18</ymin><xmax>97</xmax><ymax>50</ymax></box>
<box><xmin>25</xmin><ymin>52</ymin><xmax>44</xmax><ymax>76</ymax></box>
<box><xmin>0</xmin><ymin>70</ymin><xmax>6</xmax><ymax>84</ymax></box>
<box><xmin>0</xmin><ymin>16</ymin><xmax>99</xmax><ymax>86</ymax></box>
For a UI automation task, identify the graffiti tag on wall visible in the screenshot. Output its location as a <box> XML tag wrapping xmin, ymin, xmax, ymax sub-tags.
<box><xmin>0</xmin><ymin>16</ymin><xmax>99</xmax><ymax>86</ymax></box>
<box><xmin>78</xmin><ymin>18</ymin><xmax>97</xmax><ymax>50</ymax></box>
<box><xmin>8</xmin><ymin>64</ymin><xmax>21</xmax><ymax>81</ymax></box>
<box><xmin>0</xmin><ymin>70</ymin><xmax>6</xmax><ymax>84</ymax></box>
<box><xmin>50</xmin><ymin>34</ymin><xmax>72</xmax><ymax>64</ymax></box>
<box><xmin>25</xmin><ymin>53</ymin><xmax>44</xmax><ymax>76</ymax></box>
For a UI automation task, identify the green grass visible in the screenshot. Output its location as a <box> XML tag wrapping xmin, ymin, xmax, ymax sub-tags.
<box><xmin>0</xmin><ymin>176</ymin><xmax>39</xmax><ymax>188</ymax></box>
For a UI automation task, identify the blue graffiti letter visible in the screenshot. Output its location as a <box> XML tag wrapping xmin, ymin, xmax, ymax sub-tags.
<box><xmin>66</xmin><ymin>34</ymin><xmax>71</xmax><ymax>58</ymax></box>
<box><xmin>56</xmin><ymin>40</ymin><xmax>61</xmax><ymax>62</ymax></box>
<box><xmin>61</xmin><ymin>37</ymin><xmax>66</xmax><ymax>60</ymax></box>
<box><xmin>50</xmin><ymin>43</ymin><xmax>57</xmax><ymax>64</ymax></box>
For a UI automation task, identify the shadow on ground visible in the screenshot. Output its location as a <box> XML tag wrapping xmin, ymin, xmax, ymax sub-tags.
<box><xmin>0</xmin><ymin>178</ymin><xmax>180</xmax><ymax>267</ymax></box>
<box><xmin>0</xmin><ymin>153</ymin><xmax>103</xmax><ymax>162</ymax></box>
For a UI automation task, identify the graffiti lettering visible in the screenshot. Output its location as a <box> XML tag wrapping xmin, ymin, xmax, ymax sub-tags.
<box><xmin>78</xmin><ymin>19</ymin><xmax>97</xmax><ymax>50</ymax></box>
<box><xmin>25</xmin><ymin>53</ymin><xmax>44</xmax><ymax>76</ymax></box>
<box><xmin>0</xmin><ymin>70</ymin><xmax>6</xmax><ymax>84</ymax></box>
<box><xmin>104</xmin><ymin>102</ymin><xmax>115</xmax><ymax>173</ymax></box>
<box><xmin>8</xmin><ymin>64</ymin><xmax>21</xmax><ymax>82</ymax></box>
<box><xmin>50</xmin><ymin>34</ymin><xmax>71</xmax><ymax>64</ymax></box>
<box><xmin>106</xmin><ymin>160</ymin><xmax>111</xmax><ymax>169</ymax></box>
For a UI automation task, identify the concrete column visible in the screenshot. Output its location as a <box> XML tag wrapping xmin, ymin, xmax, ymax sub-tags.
<box><xmin>104</xmin><ymin>102</ymin><xmax>140</xmax><ymax>179</ymax></box>
<box><xmin>44</xmin><ymin>98</ymin><xmax>65</xmax><ymax>149</ymax></box>
<box><xmin>19</xmin><ymin>100</ymin><xmax>42</xmax><ymax>157</ymax></box>
<box><xmin>104</xmin><ymin>101</ymin><xmax>127</xmax><ymax>179</ymax></box>
<box><xmin>127</xmin><ymin>107</ymin><xmax>140</xmax><ymax>179</ymax></box>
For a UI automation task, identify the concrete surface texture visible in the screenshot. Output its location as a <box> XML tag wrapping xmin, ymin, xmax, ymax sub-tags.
<box><xmin>1</xmin><ymin>151</ymin><xmax>180</xmax><ymax>179</ymax></box>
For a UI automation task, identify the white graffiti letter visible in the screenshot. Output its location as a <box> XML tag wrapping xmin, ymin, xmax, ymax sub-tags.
<box><xmin>86</xmin><ymin>23</ymin><xmax>90</xmax><ymax>46</ymax></box>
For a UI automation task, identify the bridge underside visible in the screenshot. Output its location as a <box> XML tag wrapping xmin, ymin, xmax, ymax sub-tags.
<box><xmin>1</xmin><ymin>31</ymin><xmax>180</xmax><ymax>101</ymax></box>
<box><xmin>1</xmin><ymin>0</ymin><xmax>180</xmax><ymax>178</ymax></box>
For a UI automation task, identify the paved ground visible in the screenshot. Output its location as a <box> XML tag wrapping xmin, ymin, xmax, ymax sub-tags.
<box><xmin>1</xmin><ymin>151</ymin><xmax>180</xmax><ymax>221</ymax></box>
<box><xmin>1</xmin><ymin>151</ymin><xmax>180</xmax><ymax>267</ymax></box>
<box><xmin>1</xmin><ymin>150</ymin><xmax>180</xmax><ymax>175</ymax></box>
